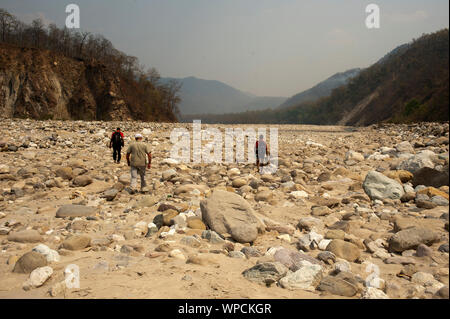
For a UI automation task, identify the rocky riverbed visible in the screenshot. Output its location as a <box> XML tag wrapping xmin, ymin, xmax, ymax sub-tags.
<box><xmin>0</xmin><ymin>119</ymin><xmax>448</xmax><ymax>299</ymax></box>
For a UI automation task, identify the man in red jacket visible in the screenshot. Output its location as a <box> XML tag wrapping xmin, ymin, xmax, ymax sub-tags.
<box><xmin>109</xmin><ymin>127</ymin><xmax>124</xmax><ymax>163</ymax></box>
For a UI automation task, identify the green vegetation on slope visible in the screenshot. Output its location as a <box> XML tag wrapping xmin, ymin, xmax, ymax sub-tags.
<box><xmin>0</xmin><ymin>8</ymin><xmax>180</xmax><ymax>122</ymax></box>
<box><xmin>186</xmin><ymin>29</ymin><xmax>448</xmax><ymax>126</ymax></box>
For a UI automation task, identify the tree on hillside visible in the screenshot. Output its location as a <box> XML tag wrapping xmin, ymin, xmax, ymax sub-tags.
<box><xmin>0</xmin><ymin>7</ymin><xmax>181</xmax><ymax>122</ymax></box>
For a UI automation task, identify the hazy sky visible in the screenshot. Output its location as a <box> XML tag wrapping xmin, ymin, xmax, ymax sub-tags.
<box><xmin>2</xmin><ymin>0</ymin><xmax>449</xmax><ymax>96</ymax></box>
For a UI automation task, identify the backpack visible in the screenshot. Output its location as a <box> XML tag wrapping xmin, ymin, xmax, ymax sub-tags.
<box><xmin>112</xmin><ymin>132</ymin><xmax>123</xmax><ymax>146</ymax></box>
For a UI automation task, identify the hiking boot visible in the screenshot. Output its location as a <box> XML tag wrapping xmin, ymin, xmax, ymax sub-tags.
<box><xmin>125</xmin><ymin>187</ymin><xmax>137</xmax><ymax>195</ymax></box>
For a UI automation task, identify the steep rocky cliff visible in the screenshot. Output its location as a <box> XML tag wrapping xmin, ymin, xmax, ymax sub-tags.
<box><xmin>0</xmin><ymin>44</ymin><xmax>174</xmax><ymax>122</ymax></box>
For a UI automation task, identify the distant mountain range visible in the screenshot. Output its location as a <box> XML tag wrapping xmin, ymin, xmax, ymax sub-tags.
<box><xmin>278</xmin><ymin>68</ymin><xmax>361</xmax><ymax>109</ymax></box>
<box><xmin>160</xmin><ymin>76</ymin><xmax>286</xmax><ymax>115</ymax></box>
<box><xmin>183</xmin><ymin>29</ymin><xmax>449</xmax><ymax>126</ymax></box>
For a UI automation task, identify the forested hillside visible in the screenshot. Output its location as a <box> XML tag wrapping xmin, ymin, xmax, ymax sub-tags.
<box><xmin>187</xmin><ymin>29</ymin><xmax>449</xmax><ymax>126</ymax></box>
<box><xmin>0</xmin><ymin>8</ymin><xmax>180</xmax><ymax>121</ymax></box>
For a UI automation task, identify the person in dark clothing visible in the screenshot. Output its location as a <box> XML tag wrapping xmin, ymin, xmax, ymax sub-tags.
<box><xmin>255</xmin><ymin>134</ymin><xmax>270</xmax><ymax>171</ymax></box>
<box><xmin>109</xmin><ymin>128</ymin><xmax>124</xmax><ymax>163</ymax></box>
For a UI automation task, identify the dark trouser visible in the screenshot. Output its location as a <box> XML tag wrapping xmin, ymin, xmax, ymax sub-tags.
<box><xmin>113</xmin><ymin>145</ymin><xmax>122</xmax><ymax>162</ymax></box>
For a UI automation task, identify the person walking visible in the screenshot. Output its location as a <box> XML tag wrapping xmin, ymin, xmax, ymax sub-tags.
<box><xmin>109</xmin><ymin>127</ymin><xmax>124</xmax><ymax>163</ymax></box>
<box><xmin>126</xmin><ymin>133</ymin><xmax>152</xmax><ymax>193</ymax></box>
<box><xmin>255</xmin><ymin>134</ymin><xmax>270</xmax><ymax>171</ymax></box>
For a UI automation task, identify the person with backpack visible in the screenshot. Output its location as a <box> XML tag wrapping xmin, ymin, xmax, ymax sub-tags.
<box><xmin>126</xmin><ymin>134</ymin><xmax>152</xmax><ymax>193</ymax></box>
<box><xmin>255</xmin><ymin>134</ymin><xmax>270</xmax><ymax>171</ymax></box>
<box><xmin>109</xmin><ymin>127</ymin><xmax>124</xmax><ymax>163</ymax></box>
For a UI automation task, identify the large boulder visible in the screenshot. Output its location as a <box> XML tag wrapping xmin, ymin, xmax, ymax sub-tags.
<box><xmin>56</xmin><ymin>205</ymin><xmax>98</xmax><ymax>218</ymax></box>
<box><xmin>72</xmin><ymin>175</ymin><xmax>93</xmax><ymax>187</ymax></box>
<box><xmin>317</xmin><ymin>273</ymin><xmax>360</xmax><ymax>297</ymax></box>
<box><xmin>411</xmin><ymin>167</ymin><xmax>449</xmax><ymax>188</ymax></box>
<box><xmin>397</xmin><ymin>151</ymin><xmax>435</xmax><ymax>174</ymax></box>
<box><xmin>61</xmin><ymin>235</ymin><xmax>91</xmax><ymax>250</ymax></box>
<box><xmin>13</xmin><ymin>251</ymin><xmax>47</xmax><ymax>274</ymax></box>
<box><xmin>388</xmin><ymin>227</ymin><xmax>440</xmax><ymax>253</ymax></box>
<box><xmin>326</xmin><ymin>239</ymin><xmax>361</xmax><ymax>262</ymax></box>
<box><xmin>55</xmin><ymin>167</ymin><xmax>73</xmax><ymax>180</ymax></box>
<box><xmin>7</xmin><ymin>230</ymin><xmax>42</xmax><ymax>243</ymax></box>
<box><xmin>363</xmin><ymin>171</ymin><xmax>405</xmax><ymax>201</ymax></box>
<box><xmin>200</xmin><ymin>190</ymin><xmax>264</xmax><ymax>243</ymax></box>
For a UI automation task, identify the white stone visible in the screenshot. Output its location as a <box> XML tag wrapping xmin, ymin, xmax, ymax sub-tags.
<box><xmin>160</xmin><ymin>228</ymin><xmax>176</xmax><ymax>238</ymax></box>
<box><xmin>147</xmin><ymin>222</ymin><xmax>157</xmax><ymax>229</ymax></box>
<box><xmin>290</xmin><ymin>191</ymin><xmax>308</xmax><ymax>199</ymax></box>
<box><xmin>306</xmin><ymin>140</ymin><xmax>324</xmax><ymax>148</ymax></box>
<box><xmin>334</xmin><ymin>260</ymin><xmax>351</xmax><ymax>273</ymax></box>
<box><xmin>142</xmin><ymin>128</ymin><xmax>152</xmax><ymax>135</ymax></box>
<box><xmin>112</xmin><ymin>234</ymin><xmax>125</xmax><ymax>242</ymax></box>
<box><xmin>345</xmin><ymin>151</ymin><xmax>364</xmax><ymax>162</ymax></box>
<box><xmin>403</xmin><ymin>184</ymin><xmax>415</xmax><ymax>193</ymax></box>
<box><xmin>32</xmin><ymin>244</ymin><xmax>60</xmax><ymax>263</ymax></box>
<box><xmin>277</xmin><ymin>234</ymin><xmax>291</xmax><ymax>242</ymax></box>
<box><xmin>134</xmin><ymin>221</ymin><xmax>148</xmax><ymax>237</ymax></box>
<box><xmin>279</xmin><ymin>264</ymin><xmax>323</xmax><ymax>291</ymax></box>
<box><xmin>366</xmin><ymin>275</ymin><xmax>385</xmax><ymax>289</ymax></box>
<box><xmin>368</xmin><ymin>153</ymin><xmax>390</xmax><ymax>160</ymax></box>
<box><xmin>24</xmin><ymin>266</ymin><xmax>53</xmax><ymax>289</ymax></box>
<box><xmin>162</xmin><ymin>158</ymin><xmax>179</xmax><ymax>165</ymax></box>
<box><xmin>361</xmin><ymin>287</ymin><xmax>389</xmax><ymax>299</ymax></box>
<box><xmin>169</xmin><ymin>249</ymin><xmax>185</xmax><ymax>260</ymax></box>
<box><xmin>411</xmin><ymin>272</ymin><xmax>436</xmax><ymax>285</ymax></box>
<box><xmin>265</xmin><ymin>246</ymin><xmax>284</xmax><ymax>257</ymax></box>
<box><xmin>397</xmin><ymin>151</ymin><xmax>435</xmax><ymax>173</ymax></box>
<box><xmin>318</xmin><ymin>239</ymin><xmax>332</xmax><ymax>250</ymax></box>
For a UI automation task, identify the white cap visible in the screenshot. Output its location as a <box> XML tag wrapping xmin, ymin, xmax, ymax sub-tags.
<box><xmin>135</xmin><ymin>133</ymin><xmax>143</xmax><ymax>139</ymax></box>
